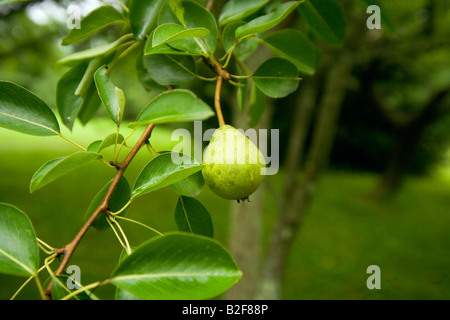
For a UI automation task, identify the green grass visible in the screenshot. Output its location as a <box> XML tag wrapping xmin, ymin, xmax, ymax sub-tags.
<box><xmin>278</xmin><ymin>172</ymin><xmax>450</xmax><ymax>300</ymax></box>
<box><xmin>0</xmin><ymin>122</ymin><xmax>449</xmax><ymax>300</ymax></box>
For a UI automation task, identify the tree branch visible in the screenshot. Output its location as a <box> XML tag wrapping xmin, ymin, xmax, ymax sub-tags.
<box><xmin>214</xmin><ymin>76</ymin><xmax>226</xmax><ymax>126</ymax></box>
<box><xmin>206</xmin><ymin>0</ymin><xmax>215</xmax><ymax>12</ymax></box>
<box><xmin>44</xmin><ymin>123</ymin><xmax>156</xmax><ymax>299</ymax></box>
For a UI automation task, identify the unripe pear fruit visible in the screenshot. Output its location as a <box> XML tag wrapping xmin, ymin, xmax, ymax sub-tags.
<box><xmin>202</xmin><ymin>125</ymin><xmax>266</xmax><ymax>201</ymax></box>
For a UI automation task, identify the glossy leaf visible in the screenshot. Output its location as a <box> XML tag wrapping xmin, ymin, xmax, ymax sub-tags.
<box><xmin>298</xmin><ymin>0</ymin><xmax>346</xmax><ymax>46</ymax></box>
<box><xmin>129</xmin><ymin>0</ymin><xmax>165</xmax><ymax>40</ymax></box>
<box><xmin>223</xmin><ymin>22</ymin><xmax>261</xmax><ymax>60</ymax></box>
<box><xmin>87</xmin><ymin>133</ymin><xmax>125</xmax><ymax>153</ymax></box>
<box><xmin>77</xmin><ymin>82</ymin><xmax>101</xmax><ymax>125</ymax></box>
<box><xmin>0</xmin><ymin>81</ymin><xmax>60</xmax><ymax>136</ymax></box>
<box><xmin>83</xmin><ymin>177</ymin><xmax>131</xmax><ymax>230</ymax></box>
<box><xmin>252</xmin><ymin>57</ymin><xmax>300</xmax><ymax>98</ymax></box>
<box><xmin>110</xmin><ymin>232</ymin><xmax>242</xmax><ymax>300</ymax></box>
<box><xmin>94</xmin><ymin>65</ymin><xmax>125</xmax><ymax>125</ymax></box>
<box><xmin>235</xmin><ymin>1</ymin><xmax>301</xmax><ymax>39</ymax></box>
<box><xmin>167</xmin><ymin>0</ymin><xmax>185</xmax><ymax>25</ymax></box>
<box><xmin>170</xmin><ymin>171</ymin><xmax>204</xmax><ymax>197</ymax></box>
<box><xmin>135</xmin><ymin>55</ymin><xmax>167</xmax><ymax>92</ymax></box>
<box><xmin>234</xmin><ymin>37</ymin><xmax>260</xmax><ymax>61</ymax></box>
<box><xmin>221</xmin><ymin>20</ymin><xmax>245</xmax><ymax>53</ymax></box>
<box><xmin>56</xmin><ymin>62</ymin><xmax>88</xmax><ymax>131</ymax></box>
<box><xmin>115</xmin><ymin>250</ymin><xmax>141</xmax><ymax>300</ymax></box>
<box><xmin>61</xmin><ymin>6</ymin><xmax>126</xmax><ymax>45</ymax></box>
<box><xmin>174</xmin><ymin>196</ymin><xmax>213</xmax><ymax>237</ymax></box>
<box><xmin>30</xmin><ymin>152</ymin><xmax>102</xmax><ymax>193</ymax></box>
<box><xmin>0</xmin><ymin>203</ymin><xmax>39</xmax><ymax>277</ymax></box>
<box><xmin>74</xmin><ymin>55</ymin><xmax>114</xmax><ymax>125</ymax></box>
<box><xmin>57</xmin><ymin>37</ymin><xmax>130</xmax><ymax>66</ymax></box>
<box><xmin>262</xmin><ymin>29</ymin><xmax>317</xmax><ymax>75</ymax></box>
<box><xmin>219</xmin><ymin>0</ymin><xmax>269</xmax><ymax>26</ymax></box>
<box><xmin>158</xmin><ymin>0</ymin><xmax>218</xmax><ymax>55</ymax></box>
<box><xmin>145</xmin><ymin>39</ymin><xmax>192</xmax><ymax>56</ymax></box>
<box><xmin>50</xmin><ymin>274</ymin><xmax>93</xmax><ymax>300</ymax></box>
<box><xmin>152</xmin><ymin>23</ymin><xmax>210</xmax><ymax>47</ymax></box>
<box><xmin>131</xmin><ymin>152</ymin><xmax>204</xmax><ymax>199</ymax></box>
<box><xmin>129</xmin><ymin>89</ymin><xmax>214</xmax><ymax>128</ymax></box>
<box><xmin>144</xmin><ymin>54</ymin><xmax>196</xmax><ymax>86</ymax></box>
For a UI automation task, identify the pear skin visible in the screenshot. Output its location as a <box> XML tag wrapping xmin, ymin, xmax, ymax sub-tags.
<box><xmin>202</xmin><ymin>125</ymin><xmax>266</xmax><ymax>201</ymax></box>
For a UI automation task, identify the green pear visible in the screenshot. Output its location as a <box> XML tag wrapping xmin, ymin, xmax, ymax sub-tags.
<box><xmin>202</xmin><ymin>125</ymin><xmax>266</xmax><ymax>201</ymax></box>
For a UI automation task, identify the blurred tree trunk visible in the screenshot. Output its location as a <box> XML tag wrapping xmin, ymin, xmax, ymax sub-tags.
<box><xmin>257</xmin><ymin>55</ymin><xmax>353</xmax><ymax>300</ymax></box>
<box><xmin>371</xmin><ymin>88</ymin><xmax>450</xmax><ymax>199</ymax></box>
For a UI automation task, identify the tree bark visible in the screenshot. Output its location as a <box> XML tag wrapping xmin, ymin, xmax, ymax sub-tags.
<box><xmin>257</xmin><ymin>56</ymin><xmax>353</xmax><ymax>300</ymax></box>
<box><xmin>283</xmin><ymin>78</ymin><xmax>318</xmax><ymax>191</ymax></box>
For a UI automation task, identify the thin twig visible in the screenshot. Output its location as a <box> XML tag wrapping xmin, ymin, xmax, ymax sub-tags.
<box><xmin>115</xmin><ymin>215</ymin><xmax>163</xmax><ymax>236</ymax></box>
<box><xmin>214</xmin><ymin>76</ymin><xmax>226</xmax><ymax>127</ymax></box>
<box><xmin>206</xmin><ymin>0</ymin><xmax>215</xmax><ymax>12</ymax></box>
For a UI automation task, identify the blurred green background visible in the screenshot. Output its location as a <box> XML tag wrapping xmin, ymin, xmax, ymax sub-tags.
<box><xmin>0</xmin><ymin>0</ymin><xmax>449</xmax><ymax>300</ymax></box>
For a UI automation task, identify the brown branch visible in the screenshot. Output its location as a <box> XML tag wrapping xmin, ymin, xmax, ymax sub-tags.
<box><xmin>214</xmin><ymin>76</ymin><xmax>226</xmax><ymax>127</ymax></box>
<box><xmin>206</xmin><ymin>0</ymin><xmax>215</xmax><ymax>12</ymax></box>
<box><xmin>44</xmin><ymin>123</ymin><xmax>156</xmax><ymax>299</ymax></box>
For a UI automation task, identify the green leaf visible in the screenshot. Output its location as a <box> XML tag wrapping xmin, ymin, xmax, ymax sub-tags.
<box><xmin>94</xmin><ymin>65</ymin><xmax>125</xmax><ymax>125</ymax></box>
<box><xmin>219</xmin><ymin>0</ymin><xmax>269</xmax><ymax>26</ymax></box>
<box><xmin>0</xmin><ymin>81</ymin><xmax>60</xmax><ymax>136</ymax></box>
<box><xmin>110</xmin><ymin>232</ymin><xmax>241</xmax><ymax>299</ymax></box>
<box><xmin>131</xmin><ymin>152</ymin><xmax>204</xmax><ymax>199</ymax></box>
<box><xmin>145</xmin><ymin>39</ymin><xmax>192</xmax><ymax>56</ymax></box>
<box><xmin>167</xmin><ymin>0</ymin><xmax>185</xmax><ymax>25</ymax></box>
<box><xmin>87</xmin><ymin>133</ymin><xmax>125</xmax><ymax>153</ymax></box>
<box><xmin>252</xmin><ymin>57</ymin><xmax>300</xmax><ymax>98</ymax></box>
<box><xmin>56</xmin><ymin>62</ymin><xmax>88</xmax><ymax>131</ymax></box>
<box><xmin>234</xmin><ymin>37</ymin><xmax>260</xmax><ymax>61</ymax></box>
<box><xmin>57</xmin><ymin>37</ymin><xmax>129</xmax><ymax>66</ymax></box>
<box><xmin>115</xmin><ymin>250</ymin><xmax>141</xmax><ymax>300</ymax></box>
<box><xmin>222</xmin><ymin>21</ymin><xmax>246</xmax><ymax>53</ymax></box>
<box><xmin>135</xmin><ymin>55</ymin><xmax>167</xmax><ymax>92</ymax></box>
<box><xmin>170</xmin><ymin>171</ymin><xmax>204</xmax><ymax>197</ymax></box>
<box><xmin>50</xmin><ymin>274</ymin><xmax>93</xmax><ymax>300</ymax></box>
<box><xmin>174</xmin><ymin>196</ymin><xmax>213</xmax><ymax>237</ymax></box>
<box><xmin>129</xmin><ymin>0</ymin><xmax>165</xmax><ymax>40</ymax></box>
<box><xmin>235</xmin><ymin>1</ymin><xmax>301</xmax><ymax>39</ymax></box>
<box><xmin>222</xmin><ymin>21</ymin><xmax>262</xmax><ymax>60</ymax></box>
<box><xmin>158</xmin><ymin>0</ymin><xmax>218</xmax><ymax>55</ymax></box>
<box><xmin>77</xmin><ymin>82</ymin><xmax>101</xmax><ymax>125</ymax></box>
<box><xmin>0</xmin><ymin>203</ymin><xmax>39</xmax><ymax>277</ymax></box>
<box><xmin>83</xmin><ymin>177</ymin><xmax>131</xmax><ymax>230</ymax></box>
<box><xmin>262</xmin><ymin>29</ymin><xmax>317</xmax><ymax>75</ymax></box>
<box><xmin>247</xmin><ymin>82</ymin><xmax>266</xmax><ymax>127</ymax></box>
<box><xmin>61</xmin><ymin>6</ymin><xmax>126</xmax><ymax>45</ymax></box>
<box><xmin>30</xmin><ymin>152</ymin><xmax>102</xmax><ymax>193</ymax></box>
<box><xmin>152</xmin><ymin>23</ymin><xmax>210</xmax><ymax>48</ymax></box>
<box><xmin>74</xmin><ymin>55</ymin><xmax>114</xmax><ymax>125</ymax></box>
<box><xmin>129</xmin><ymin>89</ymin><xmax>214</xmax><ymax>128</ymax></box>
<box><xmin>87</xmin><ymin>140</ymin><xmax>102</xmax><ymax>153</ymax></box>
<box><xmin>298</xmin><ymin>0</ymin><xmax>346</xmax><ymax>46</ymax></box>
<box><xmin>145</xmin><ymin>29</ymin><xmax>197</xmax><ymax>56</ymax></box>
<box><xmin>144</xmin><ymin>54</ymin><xmax>196</xmax><ymax>86</ymax></box>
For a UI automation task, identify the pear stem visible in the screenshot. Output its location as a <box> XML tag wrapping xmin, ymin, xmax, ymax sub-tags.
<box><xmin>215</xmin><ymin>76</ymin><xmax>226</xmax><ymax>127</ymax></box>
